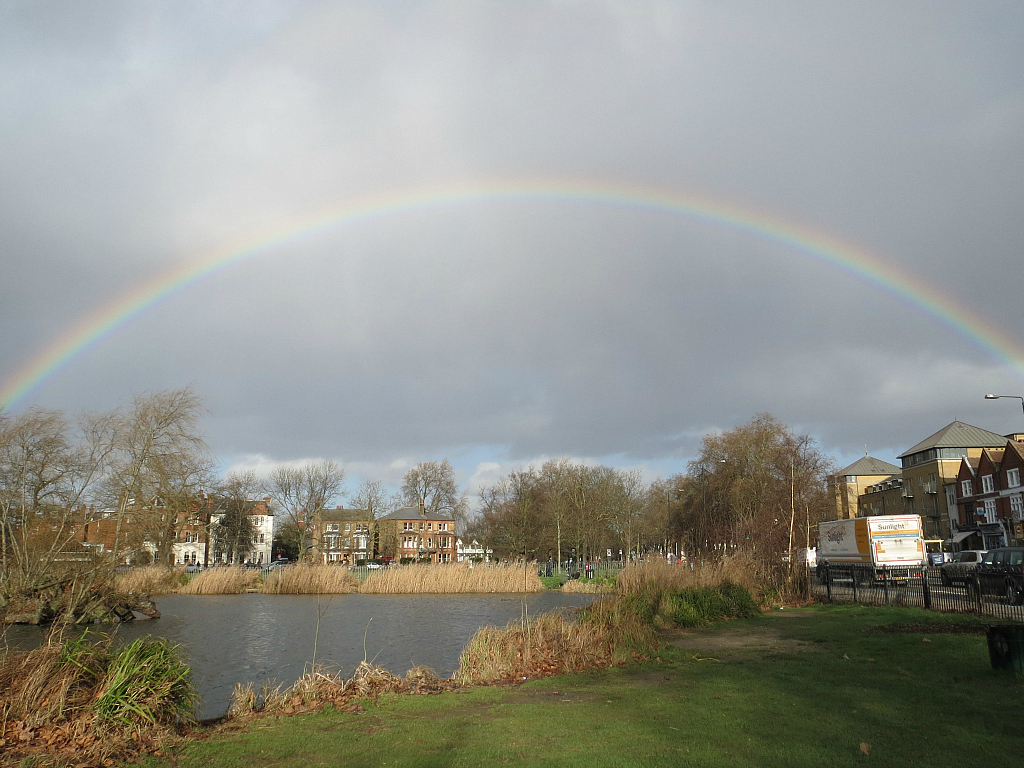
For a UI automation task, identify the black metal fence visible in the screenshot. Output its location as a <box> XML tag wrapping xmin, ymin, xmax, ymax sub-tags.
<box><xmin>812</xmin><ymin>563</ymin><xmax>1024</xmax><ymax>622</ymax></box>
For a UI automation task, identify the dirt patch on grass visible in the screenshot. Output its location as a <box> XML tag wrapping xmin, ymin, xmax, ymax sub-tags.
<box><xmin>658</xmin><ymin>612</ymin><xmax>817</xmax><ymax>654</ymax></box>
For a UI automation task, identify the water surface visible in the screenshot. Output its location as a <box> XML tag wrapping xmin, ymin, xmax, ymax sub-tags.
<box><xmin>4</xmin><ymin>592</ymin><xmax>597</xmax><ymax>719</ymax></box>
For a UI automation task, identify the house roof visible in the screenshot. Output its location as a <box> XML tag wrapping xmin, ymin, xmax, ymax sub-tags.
<box><xmin>1003</xmin><ymin>440</ymin><xmax>1024</xmax><ymax>463</ymax></box>
<box><xmin>379</xmin><ymin>505</ymin><xmax>455</xmax><ymax>522</ymax></box>
<box><xmin>837</xmin><ymin>456</ymin><xmax>902</xmax><ymax>477</ymax></box>
<box><xmin>898</xmin><ymin>421</ymin><xmax>1009</xmax><ymax>459</ymax></box>
<box><xmin>318</xmin><ymin>508</ymin><xmax>369</xmax><ymax>522</ymax></box>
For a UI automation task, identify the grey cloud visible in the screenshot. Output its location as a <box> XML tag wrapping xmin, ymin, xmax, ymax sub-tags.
<box><xmin>3</xmin><ymin>1</ymin><xmax>1023</xmax><ymax>488</ymax></box>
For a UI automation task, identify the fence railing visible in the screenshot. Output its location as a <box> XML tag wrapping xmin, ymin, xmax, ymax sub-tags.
<box><xmin>812</xmin><ymin>563</ymin><xmax>1024</xmax><ymax>622</ymax></box>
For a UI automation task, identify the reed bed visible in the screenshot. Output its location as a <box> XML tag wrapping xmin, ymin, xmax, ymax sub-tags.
<box><xmin>359</xmin><ymin>562</ymin><xmax>543</xmax><ymax>594</ymax></box>
<box><xmin>260</xmin><ymin>564</ymin><xmax>359</xmax><ymax>594</ymax></box>
<box><xmin>617</xmin><ymin>551</ymin><xmax>761</xmax><ymax>596</ymax></box>
<box><xmin>0</xmin><ymin>633</ymin><xmax>195</xmax><ymax>765</ymax></box>
<box><xmin>229</xmin><ymin>661</ymin><xmax>455</xmax><ymax>718</ymax></box>
<box><xmin>176</xmin><ymin>566</ymin><xmax>259</xmax><ymax>595</ymax></box>
<box><xmin>112</xmin><ymin>565</ymin><xmax>184</xmax><ymax>596</ymax></box>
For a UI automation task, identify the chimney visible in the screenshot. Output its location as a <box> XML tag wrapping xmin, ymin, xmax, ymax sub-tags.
<box><xmin>336</xmin><ymin>505</ymin><xmax>344</xmax><ymax>510</ymax></box>
<box><xmin>419</xmin><ymin>498</ymin><xmax>425</xmax><ymax>517</ymax></box>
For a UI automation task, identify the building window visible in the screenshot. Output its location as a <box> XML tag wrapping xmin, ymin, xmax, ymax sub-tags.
<box><xmin>1008</xmin><ymin>468</ymin><xmax>1021</xmax><ymax>488</ymax></box>
<box><xmin>982</xmin><ymin>475</ymin><xmax>995</xmax><ymax>494</ymax></box>
<box><xmin>1011</xmin><ymin>494</ymin><xmax>1024</xmax><ymax>519</ymax></box>
<box><xmin>961</xmin><ymin>480</ymin><xmax>972</xmax><ymax>498</ymax></box>
<box><xmin>984</xmin><ymin>498</ymin><xmax>998</xmax><ymax>523</ymax></box>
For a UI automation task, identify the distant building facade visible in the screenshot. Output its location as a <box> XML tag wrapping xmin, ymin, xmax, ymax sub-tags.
<box><xmin>830</xmin><ymin>455</ymin><xmax>902</xmax><ymax>519</ymax></box>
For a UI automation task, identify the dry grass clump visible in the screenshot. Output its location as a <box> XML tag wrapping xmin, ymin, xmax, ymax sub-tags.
<box><xmin>0</xmin><ymin>633</ymin><xmax>195</xmax><ymax>766</ymax></box>
<box><xmin>229</xmin><ymin>661</ymin><xmax>456</xmax><ymax>718</ymax></box>
<box><xmin>260</xmin><ymin>564</ymin><xmax>359</xmax><ymax>594</ymax></box>
<box><xmin>456</xmin><ymin>609</ymin><xmax>621</xmax><ymax>685</ymax></box>
<box><xmin>359</xmin><ymin>562</ymin><xmax>543</xmax><ymax>594</ymax></box>
<box><xmin>560</xmin><ymin>579</ymin><xmax>615</xmax><ymax>594</ymax></box>
<box><xmin>176</xmin><ymin>566</ymin><xmax>259</xmax><ymax>595</ymax></box>
<box><xmin>112</xmin><ymin>565</ymin><xmax>183</xmax><ymax>596</ymax></box>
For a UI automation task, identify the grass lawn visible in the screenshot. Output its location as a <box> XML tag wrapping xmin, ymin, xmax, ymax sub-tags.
<box><xmin>148</xmin><ymin>604</ymin><xmax>1024</xmax><ymax>768</ymax></box>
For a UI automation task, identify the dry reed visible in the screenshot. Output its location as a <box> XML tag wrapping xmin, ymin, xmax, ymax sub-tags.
<box><xmin>560</xmin><ymin>579</ymin><xmax>615</xmax><ymax>594</ymax></box>
<box><xmin>617</xmin><ymin>552</ymin><xmax>761</xmax><ymax>596</ymax></box>
<box><xmin>359</xmin><ymin>562</ymin><xmax>543</xmax><ymax>594</ymax></box>
<box><xmin>112</xmin><ymin>565</ymin><xmax>183</xmax><ymax>596</ymax></box>
<box><xmin>176</xmin><ymin>566</ymin><xmax>259</xmax><ymax>595</ymax></box>
<box><xmin>260</xmin><ymin>564</ymin><xmax>359</xmax><ymax>594</ymax></box>
<box><xmin>456</xmin><ymin>610</ymin><xmax>617</xmax><ymax>685</ymax></box>
<box><xmin>229</xmin><ymin>661</ymin><xmax>455</xmax><ymax>718</ymax></box>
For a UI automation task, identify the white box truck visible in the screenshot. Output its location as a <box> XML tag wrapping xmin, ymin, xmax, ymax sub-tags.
<box><xmin>817</xmin><ymin>515</ymin><xmax>926</xmax><ymax>582</ymax></box>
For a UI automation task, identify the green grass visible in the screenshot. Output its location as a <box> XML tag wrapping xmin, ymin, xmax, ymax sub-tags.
<box><xmin>539</xmin><ymin>575</ymin><xmax>563</xmax><ymax>589</ymax></box>
<box><xmin>145</xmin><ymin>604</ymin><xmax>1024</xmax><ymax>768</ymax></box>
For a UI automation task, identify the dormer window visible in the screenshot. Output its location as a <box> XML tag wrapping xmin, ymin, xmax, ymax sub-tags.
<box><xmin>1008</xmin><ymin>468</ymin><xmax>1021</xmax><ymax>488</ymax></box>
<box><xmin>961</xmin><ymin>480</ymin><xmax>972</xmax><ymax>498</ymax></box>
<box><xmin>982</xmin><ymin>475</ymin><xmax>995</xmax><ymax>494</ymax></box>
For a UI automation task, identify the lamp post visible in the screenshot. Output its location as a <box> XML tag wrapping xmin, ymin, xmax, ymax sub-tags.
<box><xmin>984</xmin><ymin>394</ymin><xmax>1024</xmax><ymax>431</ymax></box>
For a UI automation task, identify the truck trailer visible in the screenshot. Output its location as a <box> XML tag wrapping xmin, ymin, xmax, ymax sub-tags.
<box><xmin>817</xmin><ymin>515</ymin><xmax>926</xmax><ymax>582</ymax></box>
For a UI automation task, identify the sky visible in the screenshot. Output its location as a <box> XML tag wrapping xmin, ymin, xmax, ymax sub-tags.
<box><xmin>2</xmin><ymin>1</ymin><xmax>1023</xmax><ymax>502</ymax></box>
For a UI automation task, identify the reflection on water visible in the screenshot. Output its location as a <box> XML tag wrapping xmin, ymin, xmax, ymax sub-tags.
<box><xmin>3</xmin><ymin>592</ymin><xmax>597</xmax><ymax>719</ymax></box>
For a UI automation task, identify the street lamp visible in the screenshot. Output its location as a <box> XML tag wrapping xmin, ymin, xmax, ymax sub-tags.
<box><xmin>984</xmin><ymin>394</ymin><xmax>1024</xmax><ymax>431</ymax></box>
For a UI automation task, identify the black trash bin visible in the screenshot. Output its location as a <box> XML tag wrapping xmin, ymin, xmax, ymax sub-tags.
<box><xmin>986</xmin><ymin>624</ymin><xmax>1024</xmax><ymax>676</ymax></box>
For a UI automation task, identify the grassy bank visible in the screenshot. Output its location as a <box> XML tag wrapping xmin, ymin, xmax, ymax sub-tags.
<box><xmin>145</xmin><ymin>604</ymin><xmax>1022</xmax><ymax>768</ymax></box>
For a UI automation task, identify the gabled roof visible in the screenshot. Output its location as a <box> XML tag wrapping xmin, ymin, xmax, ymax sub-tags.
<box><xmin>898</xmin><ymin>421</ymin><xmax>1009</xmax><ymax>459</ymax></box>
<box><xmin>979</xmin><ymin>448</ymin><xmax>1005</xmax><ymax>471</ymax></box>
<box><xmin>1003</xmin><ymin>440</ymin><xmax>1024</xmax><ymax>464</ymax></box>
<box><xmin>838</xmin><ymin>456</ymin><xmax>901</xmax><ymax>477</ymax></box>
<box><xmin>379</xmin><ymin>505</ymin><xmax>455</xmax><ymax>522</ymax></box>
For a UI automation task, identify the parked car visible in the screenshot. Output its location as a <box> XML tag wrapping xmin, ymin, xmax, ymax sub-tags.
<box><xmin>973</xmin><ymin>547</ymin><xmax>1024</xmax><ymax>605</ymax></box>
<box><xmin>184</xmin><ymin>564</ymin><xmax>203</xmax><ymax>574</ymax></box>
<box><xmin>939</xmin><ymin>550</ymin><xmax>987</xmax><ymax>586</ymax></box>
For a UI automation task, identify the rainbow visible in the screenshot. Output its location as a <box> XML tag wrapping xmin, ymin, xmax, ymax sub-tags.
<box><xmin>3</xmin><ymin>177</ymin><xmax>1023</xmax><ymax>412</ymax></box>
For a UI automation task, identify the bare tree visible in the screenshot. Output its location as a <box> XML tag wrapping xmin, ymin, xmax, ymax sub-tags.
<box><xmin>674</xmin><ymin>413</ymin><xmax>835</xmax><ymax>583</ymax></box>
<box><xmin>101</xmin><ymin>387</ymin><xmax>210</xmax><ymax>563</ymax></box>
<box><xmin>351</xmin><ymin>479</ymin><xmax>397</xmax><ymax>559</ymax></box>
<box><xmin>477</xmin><ymin>468</ymin><xmax>544</xmax><ymax>560</ymax></box>
<box><xmin>265</xmin><ymin>460</ymin><xmax>346</xmax><ymax>561</ymax></box>
<box><xmin>401</xmin><ymin>460</ymin><xmax>468</xmax><ymax>531</ymax></box>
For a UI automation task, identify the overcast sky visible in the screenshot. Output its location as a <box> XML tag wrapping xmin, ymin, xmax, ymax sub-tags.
<box><xmin>2</xmin><ymin>1</ymin><xmax>1023</xmax><ymax>500</ymax></box>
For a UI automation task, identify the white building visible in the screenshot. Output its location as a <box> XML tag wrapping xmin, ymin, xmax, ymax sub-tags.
<box><xmin>456</xmin><ymin>538</ymin><xmax>492</xmax><ymax>563</ymax></box>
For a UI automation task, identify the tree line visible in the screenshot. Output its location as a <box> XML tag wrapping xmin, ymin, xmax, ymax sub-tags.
<box><xmin>473</xmin><ymin>414</ymin><xmax>836</xmax><ymax>582</ymax></box>
<box><xmin>2</xmin><ymin>385</ymin><xmax>835</xmax><ymax>611</ymax></box>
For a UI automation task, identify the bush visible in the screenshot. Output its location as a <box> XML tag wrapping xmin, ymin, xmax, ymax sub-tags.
<box><xmin>0</xmin><ymin>632</ymin><xmax>196</xmax><ymax>765</ymax></box>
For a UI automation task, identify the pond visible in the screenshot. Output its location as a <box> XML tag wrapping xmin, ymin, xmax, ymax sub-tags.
<box><xmin>3</xmin><ymin>592</ymin><xmax>599</xmax><ymax>719</ymax></box>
